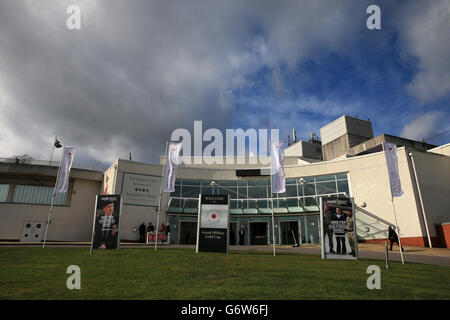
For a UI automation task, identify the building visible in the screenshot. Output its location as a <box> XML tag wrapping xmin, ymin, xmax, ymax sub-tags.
<box><xmin>0</xmin><ymin>159</ymin><xmax>103</xmax><ymax>242</ymax></box>
<box><xmin>103</xmin><ymin>143</ymin><xmax>450</xmax><ymax>247</ymax></box>
<box><xmin>1</xmin><ymin>115</ymin><xmax>449</xmax><ymax>247</ymax></box>
<box><xmin>319</xmin><ymin>115</ymin><xmax>436</xmax><ymax>161</ymax></box>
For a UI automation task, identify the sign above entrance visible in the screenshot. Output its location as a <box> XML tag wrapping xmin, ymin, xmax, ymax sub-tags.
<box><xmin>201</xmin><ymin>195</ymin><xmax>228</xmax><ymax>205</ymax></box>
<box><xmin>122</xmin><ymin>173</ymin><xmax>161</xmax><ymax>207</ymax></box>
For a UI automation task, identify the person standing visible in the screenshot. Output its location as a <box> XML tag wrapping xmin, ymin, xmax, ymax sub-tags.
<box><xmin>160</xmin><ymin>224</ymin><xmax>167</xmax><ymax>242</ymax></box>
<box><xmin>139</xmin><ymin>222</ymin><xmax>146</xmax><ymax>243</ymax></box>
<box><xmin>331</xmin><ymin>208</ymin><xmax>347</xmax><ymax>254</ymax></box>
<box><xmin>345</xmin><ymin>210</ymin><xmax>356</xmax><ymax>257</ymax></box>
<box><xmin>388</xmin><ymin>225</ymin><xmax>404</xmax><ymax>251</ymax></box>
<box><xmin>165</xmin><ymin>223</ymin><xmax>170</xmax><ymax>243</ymax></box>
<box><xmin>323</xmin><ymin>205</ymin><xmax>335</xmax><ymax>253</ymax></box>
<box><xmin>239</xmin><ymin>225</ymin><xmax>245</xmax><ymax>245</ymax></box>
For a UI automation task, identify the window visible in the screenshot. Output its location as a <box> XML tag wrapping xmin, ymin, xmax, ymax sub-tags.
<box><xmin>0</xmin><ymin>184</ymin><xmax>9</xmax><ymax>202</ymax></box>
<box><xmin>168</xmin><ymin>198</ymin><xmax>182</xmax><ymax>208</ymax></box>
<box><xmin>181</xmin><ymin>185</ymin><xmax>200</xmax><ymax>198</ymax></box>
<box><xmin>336</xmin><ymin>172</ymin><xmax>348</xmax><ymax>180</ymax></box>
<box><xmin>315</xmin><ymin>174</ymin><xmax>336</xmax><ymax>182</ymax></box>
<box><xmin>169</xmin><ymin>173</ymin><xmax>350</xmax><ymax>211</ymax></box>
<box><xmin>171</xmin><ymin>184</ymin><xmax>181</xmax><ymax>197</ymax></box>
<box><xmin>248</xmin><ymin>186</ymin><xmax>266</xmax><ymax>199</ymax></box>
<box><xmin>337</xmin><ymin>180</ymin><xmax>349</xmax><ymax>195</ymax></box>
<box><xmin>285</xmin><ymin>185</ymin><xmax>298</xmax><ymax>197</ymax></box>
<box><xmin>316</xmin><ymin>181</ymin><xmax>337</xmax><ymax>195</ymax></box>
<box><xmin>12</xmin><ymin>185</ymin><xmax>67</xmax><ymax>206</ymax></box>
<box><xmin>301</xmin><ymin>183</ymin><xmax>316</xmax><ymax>196</ymax></box>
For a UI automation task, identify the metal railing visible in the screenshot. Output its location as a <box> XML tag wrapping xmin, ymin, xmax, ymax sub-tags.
<box><xmin>168</xmin><ymin>192</ymin><xmax>347</xmax><ymax>212</ymax></box>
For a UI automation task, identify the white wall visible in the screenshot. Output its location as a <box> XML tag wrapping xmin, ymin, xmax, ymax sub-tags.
<box><xmin>0</xmin><ymin>178</ymin><xmax>101</xmax><ymax>241</ymax></box>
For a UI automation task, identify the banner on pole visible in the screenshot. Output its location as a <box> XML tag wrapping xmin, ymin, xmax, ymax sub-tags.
<box><xmin>162</xmin><ymin>143</ymin><xmax>182</xmax><ymax>193</ymax></box>
<box><xmin>196</xmin><ymin>194</ymin><xmax>230</xmax><ymax>253</ymax></box>
<box><xmin>383</xmin><ymin>143</ymin><xmax>404</xmax><ymax>197</ymax></box>
<box><xmin>55</xmin><ymin>146</ymin><xmax>75</xmax><ymax>194</ymax></box>
<box><xmin>90</xmin><ymin>195</ymin><xmax>122</xmax><ymax>251</ymax></box>
<box><xmin>320</xmin><ymin>196</ymin><xmax>358</xmax><ymax>260</ymax></box>
<box><xmin>270</xmin><ymin>142</ymin><xmax>285</xmax><ymax>194</ymax></box>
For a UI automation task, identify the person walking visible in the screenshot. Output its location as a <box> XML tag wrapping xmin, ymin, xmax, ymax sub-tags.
<box><xmin>388</xmin><ymin>225</ymin><xmax>404</xmax><ymax>251</ymax></box>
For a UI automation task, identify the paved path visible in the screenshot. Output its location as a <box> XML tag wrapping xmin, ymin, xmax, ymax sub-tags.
<box><xmin>1</xmin><ymin>242</ymin><xmax>449</xmax><ymax>267</ymax></box>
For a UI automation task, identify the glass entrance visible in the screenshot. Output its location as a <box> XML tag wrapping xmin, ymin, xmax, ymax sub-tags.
<box><xmin>300</xmin><ymin>214</ymin><xmax>320</xmax><ymax>244</ymax></box>
<box><xmin>250</xmin><ymin>222</ymin><xmax>268</xmax><ymax>245</ymax></box>
<box><xmin>280</xmin><ymin>221</ymin><xmax>300</xmax><ymax>245</ymax></box>
<box><xmin>180</xmin><ymin>222</ymin><xmax>197</xmax><ymax>245</ymax></box>
<box><xmin>229</xmin><ymin>222</ymin><xmax>237</xmax><ymax>245</ymax></box>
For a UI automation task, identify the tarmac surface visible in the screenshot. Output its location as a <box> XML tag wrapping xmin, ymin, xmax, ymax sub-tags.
<box><xmin>1</xmin><ymin>241</ymin><xmax>450</xmax><ymax>267</ymax></box>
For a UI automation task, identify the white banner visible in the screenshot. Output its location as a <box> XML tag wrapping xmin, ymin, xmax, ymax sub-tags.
<box><xmin>270</xmin><ymin>142</ymin><xmax>285</xmax><ymax>194</ymax></box>
<box><xmin>162</xmin><ymin>142</ymin><xmax>182</xmax><ymax>193</ymax></box>
<box><xmin>384</xmin><ymin>143</ymin><xmax>403</xmax><ymax>197</ymax></box>
<box><xmin>55</xmin><ymin>146</ymin><xmax>75</xmax><ymax>194</ymax></box>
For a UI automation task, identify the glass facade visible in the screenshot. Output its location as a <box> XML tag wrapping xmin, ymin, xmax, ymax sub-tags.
<box><xmin>168</xmin><ymin>173</ymin><xmax>349</xmax><ymax>214</ymax></box>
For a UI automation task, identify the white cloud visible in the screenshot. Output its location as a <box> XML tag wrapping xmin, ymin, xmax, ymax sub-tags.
<box><xmin>0</xmin><ymin>0</ymin><xmax>363</xmax><ymax>165</ymax></box>
<box><xmin>396</xmin><ymin>0</ymin><xmax>450</xmax><ymax>105</ymax></box>
<box><xmin>400</xmin><ymin>111</ymin><xmax>448</xmax><ymax>141</ymax></box>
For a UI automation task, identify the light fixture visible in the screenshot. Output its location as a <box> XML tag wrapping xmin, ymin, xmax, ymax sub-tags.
<box><xmin>210</xmin><ymin>181</ymin><xmax>217</xmax><ymax>187</ymax></box>
<box><xmin>299</xmin><ymin>178</ymin><xmax>306</xmax><ymax>184</ymax></box>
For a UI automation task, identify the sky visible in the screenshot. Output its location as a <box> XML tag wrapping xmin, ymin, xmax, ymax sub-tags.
<box><xmin>0</xmin><ymin>0</ymin><xmax>449</xmax><ymax>167</ymax></box>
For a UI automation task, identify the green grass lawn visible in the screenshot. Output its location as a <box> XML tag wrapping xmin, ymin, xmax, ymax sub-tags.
<box><xmin>0</xmin><ymin>247</ymin><xmax>449</xmax><ymax>300</ymax></box>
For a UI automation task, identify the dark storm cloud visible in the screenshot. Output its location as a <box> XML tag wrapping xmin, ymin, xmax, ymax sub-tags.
<box><xmin>0</xmin><ymin>0</ymin><xmax>358</xmax><ymax>164</ymax></box>
<box><xmin>0</xmin><ymin>0</ymin><xmax>448</xmax><ymax>165</ymax></box>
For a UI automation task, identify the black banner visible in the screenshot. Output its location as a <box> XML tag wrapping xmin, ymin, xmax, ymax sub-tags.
<box><xmin>198</xmin><ymin>228</ymin><xmax>228</xmax><ymax>253</ymax></box>
<box><xmin>197</xmin><ymin>194</ymin><xmax>230</xmax><ymax>254</ymax></box>
<box><xmin>201</xmin><ymin>194</ymin><xmax>228</xmax><ymax>205</ymax></box>
<box><xmin>90</xmin><ymin>195</ymin><xmax>122</xmax><ymax>252</ymax></box>
<box><xmin>320</xmin><ymin>196</ymin><xmax>358</xmax><ymax>260</ymax></box>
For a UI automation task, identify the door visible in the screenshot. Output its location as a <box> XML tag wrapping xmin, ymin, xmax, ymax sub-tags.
<box><xmin>280</xmin><ymin>221</ymin><xmax>299</xmax><ymax>245</ymax></box>
<box><xmin>250</xmin><ymin>222</ymin><xmax>268</xmax><ymax>245</ymax></box>
<box><xmin>180</xmin><ymin>222</ymin><xmax>197</xmax><ymax>245</ymax></box>
<box><xmin>300</xmin><ymin>215</ymin><xmax>320</xmax><ymax>244</ymax></box>
<box><xmin>229</xmin><ymin>222</ymin><xmax>237</xmax><ymax>245</ymax></box>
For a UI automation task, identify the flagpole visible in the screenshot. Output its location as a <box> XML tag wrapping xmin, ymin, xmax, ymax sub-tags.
<box><xmin>42</xmin><ymin>150</ymin><xmax>63</xmax><ymax>248</ymax></box>
<box><xmin>382</xmin><ymin>143</ymin><xmax>405</xmax><ymax>264</ymax></box>
<box><xmin>49</xmin><ymin>136</ymin><xmax>57</xmax><ymax>165</ymax></box>
<box><xmin>155</xmin><ymin>141</ymin><xmax>169</xmax><ymax>251</ymax></box>
<box><xmin>390</xmin><ymin>198</ymin><xmax>405</xmax><ymax>264</ymax></box>
<box><xmin>269</xmin><ymin>140</ymin><xmax>276</xmax><ymax>256</ymax></box>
